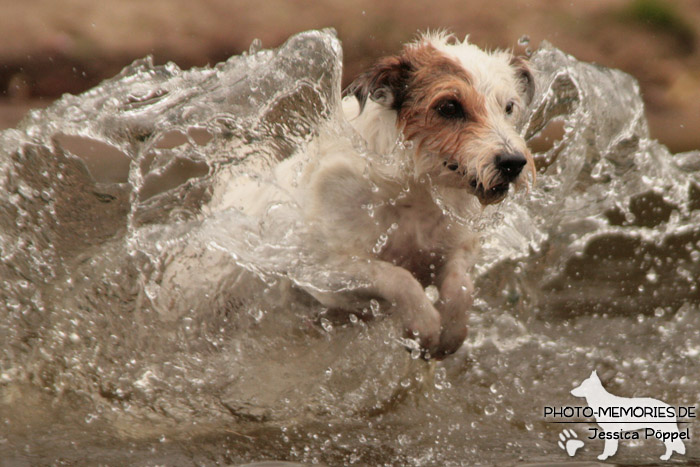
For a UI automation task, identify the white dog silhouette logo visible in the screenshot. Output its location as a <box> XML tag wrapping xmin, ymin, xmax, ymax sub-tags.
<box><xmin>570</xmin><ymin>370</ymin><xmax>687</xmax><ymax>461</ymax></box>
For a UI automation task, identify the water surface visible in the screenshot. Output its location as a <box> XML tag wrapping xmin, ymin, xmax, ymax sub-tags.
<box><xmin>1</xmin><ymin>30</ymin><xmax>699</xmax><ymax>465</ymax></box>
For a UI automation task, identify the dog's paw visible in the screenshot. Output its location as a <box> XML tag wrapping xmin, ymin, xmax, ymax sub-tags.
<box><xmin>557</xmin><ymin>429</ymin><xmax>584</xmax><ymax>457</ymax></box>
<box><xmin>432</xmin><ymin>324</ymin><xmax>468</xmax><ymax>360</ymax></box>
<box><xmin>402</xmin><ymin>307</ymin><xmax>441</xmax><ymax>358</ymax></box>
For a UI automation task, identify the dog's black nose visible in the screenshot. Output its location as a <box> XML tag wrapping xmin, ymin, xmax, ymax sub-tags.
<box><xmin>495</xmin><ymin>152</ymin><xmax>527</xmax><ymax>181</ymax></box>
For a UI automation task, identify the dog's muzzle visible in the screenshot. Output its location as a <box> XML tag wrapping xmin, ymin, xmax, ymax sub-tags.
<box><xmin>469</xmin><ymin>151</ymin><xmax>527</xmax><ymax>205</ymax></box>
<box><xmin>441</xmin><ymin>151</ymin><xmax>528</xmax><ymax>205</ymax></box>
<box><xmin>495</xmin><ymin>152</ymin><xmax>527</xmax><ymax>182</ymax></box>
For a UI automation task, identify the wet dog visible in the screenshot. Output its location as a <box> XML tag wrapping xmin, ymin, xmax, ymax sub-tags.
<box><xmin>296</xmin><ymin>32</ymin><xmax>535</xmax><ymax>358</ymax></box>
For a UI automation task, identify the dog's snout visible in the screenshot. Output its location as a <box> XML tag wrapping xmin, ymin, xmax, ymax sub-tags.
<box><xmin>495</xmin><ymin>152</ymin><xmax>527</xmax><ymax>181</ymax></box>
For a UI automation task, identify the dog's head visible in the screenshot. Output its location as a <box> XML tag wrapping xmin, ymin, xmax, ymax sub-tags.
<box><xmin>570</xmin><ymin>370</ymin><xmax>602</xmax><ymax>398</ymax></box>
<box><xmin>346</xmin><ymin>32</ymin><xmax>535</xmax><ymax>205</ymax></box>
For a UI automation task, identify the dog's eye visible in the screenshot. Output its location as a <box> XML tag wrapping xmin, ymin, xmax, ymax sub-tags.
<box><xmin>435</xmin><ymin>99</ymin><xmax>466</xmax><ymax>120</ymax></box>
<box><xmin>505</xmin><ymin>101</ymin><xmax>515</xmax><ymax>115</ymax></box>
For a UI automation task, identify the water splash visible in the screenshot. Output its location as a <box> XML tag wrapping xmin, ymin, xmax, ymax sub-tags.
<box><xmin>1</xmin><ymin>30</ymin><xmax>699</xmax><ymax>465</ymax></box>
<box><xmin>475</xmin><ymin>42</ymin><xmax>700</xmax><ymax>316</ymax></box>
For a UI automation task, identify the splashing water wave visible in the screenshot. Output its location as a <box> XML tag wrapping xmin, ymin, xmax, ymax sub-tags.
<box><xmin>1</xmin><ymin>30</ymin><xmax>699</xmax><ymax>465</ymax></box>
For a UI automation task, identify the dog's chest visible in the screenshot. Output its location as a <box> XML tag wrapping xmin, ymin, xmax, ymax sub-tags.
<box><xmin>377</xmin><ymin>202</ymin><xmax>453</xmax><ymax>282</ymax></box>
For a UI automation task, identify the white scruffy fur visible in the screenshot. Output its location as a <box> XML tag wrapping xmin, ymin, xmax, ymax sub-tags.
<box><xmin>293</xmin><ymin>33</ymin><xmax>535</xmax><ymax>357</ymax></box>
<box><xmin>165</xmin><ymin>33</ymin><xmax>535</xmax><ymax>359</ymax></box>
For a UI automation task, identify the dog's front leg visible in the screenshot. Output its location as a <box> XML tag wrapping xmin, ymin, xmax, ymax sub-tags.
<box><xmin>310</xmin><ymin>258</ymin><xmax>442</xmax><ymax>354</ymax></box>
<box><xmin>434</xmin><ymin>243</ymin><xmax>477</xmax><ymax>358</ymax></box>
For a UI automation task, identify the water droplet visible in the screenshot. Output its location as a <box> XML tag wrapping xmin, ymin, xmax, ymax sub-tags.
<box><xmin>144</xmin><ymin>283</ymin><xmax>159</xmax><ymax>300</ymax></box>
<box><xmin>646</xmin><ymin>268</ymin><xmax>658</xmax><ymax>283</ymax></box>
<box><xmin>251</xmin><ymin>308</ymin><xmax>264</xmax><ymax>322</ymax></box>
<box><xmin>424</xmin><ymin>285</ymin><xmax>439</xmax><ymax>304</ymax></box>
<box><xmin>518</xmin><ymin>35</ymin><xmax>530</xmax><ymax>46</ymax></box>
<box><xmin>372</xmin><ymin>233</ymin><xmax>388</xmax><ymax>254</ymax></box>
<box><xmin>249</xmin><ymin>38</ymin><xmax>263</xmax><ymax>55</ymax></box>
<box><xmin>397</xmin><ymin>434</ymin><xmax>409</xmax><ymax>446</ymax></box>
<box><xmin>505</xmin><ymin>407</ymin><xmax>514</xmax><ymax>421</ymax></box>
<box><xmin>320</xmin><ymin>318</ymin><xmax>333</xmax><ymax>332</ymax></box>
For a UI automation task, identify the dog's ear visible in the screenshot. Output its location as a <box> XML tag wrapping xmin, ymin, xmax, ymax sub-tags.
<box><xmin>344</xmin><ymin>55</ymin><xmax>413</xmax><ymax>112</ymax></box>
<box><xmin>510</xmin><ymin>56</ymin><xmax>535</xmax><ymax>106</ymax></box>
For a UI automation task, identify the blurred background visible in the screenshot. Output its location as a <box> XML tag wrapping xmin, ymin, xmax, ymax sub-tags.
<box><xmin>1</xmin><ymin>0</ymin><xmax>698</xmax><ymax>152</ymax></box>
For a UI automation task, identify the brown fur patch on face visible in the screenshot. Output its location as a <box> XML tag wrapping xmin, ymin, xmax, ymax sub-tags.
<box><xmin>393</xmin><ymin>43</ymin><xmax>498</xmax><ymax>188</ymax></box>
<box><xmin>396</xmin><ymin>44</ymin><xmax>489</xmax><ymax>153</ymax></box>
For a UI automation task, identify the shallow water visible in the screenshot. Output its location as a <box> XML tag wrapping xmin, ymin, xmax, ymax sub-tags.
<box><xmin>1</xmin><ymin>29</ymin><xmax>699</xmax><ymax>465</ymax></box>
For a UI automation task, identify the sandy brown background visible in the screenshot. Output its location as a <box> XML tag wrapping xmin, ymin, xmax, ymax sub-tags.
<box><xmin>1</xmin><ymin>0</ymin><xmax>698</xmax><ymax>152</ymax></box>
